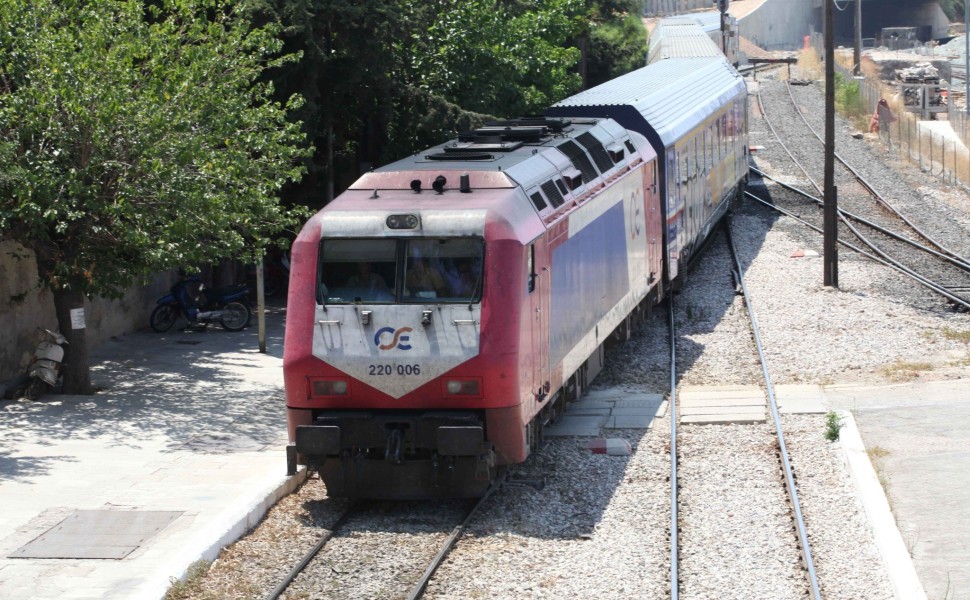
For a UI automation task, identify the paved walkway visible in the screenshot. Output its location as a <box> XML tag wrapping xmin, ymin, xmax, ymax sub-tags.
<box><xmin>0</xmin><ymin>306</ymin><xmax>301</xmax><ymax>600</ymax></box>
<box><xmin>826</xmin><ymin>380</ymin><xmax>970</xmax><ymax>600</ymax></box>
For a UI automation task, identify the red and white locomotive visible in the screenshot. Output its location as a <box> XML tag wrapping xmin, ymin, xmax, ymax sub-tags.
<box><xmin>283</xmin><ymin>18</ymin><xmax>748</xmax><ymax>499</ymax></box>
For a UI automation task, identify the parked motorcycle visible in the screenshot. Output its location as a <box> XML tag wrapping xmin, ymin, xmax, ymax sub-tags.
<box><xmin>150</xmin><ymin>274</ymin><xmax>251</xmax><ymax>332</ymax></box>
<box><xmin>21</xmin><ymin>328</ymin><xmax>67</xmax><ymax>400</ymax></box>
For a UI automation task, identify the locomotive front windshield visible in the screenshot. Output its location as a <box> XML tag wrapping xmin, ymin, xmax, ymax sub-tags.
<box><xmin>318</xmin><ymin>238</ymin><xmax>484</xmax><ymax>304</ymax></box>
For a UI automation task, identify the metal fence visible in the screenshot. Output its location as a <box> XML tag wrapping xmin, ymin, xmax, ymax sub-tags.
<box><xmin>807</xmin><ymin>34</ymin><xmax>970</xmax><ymax>189</ymax></box>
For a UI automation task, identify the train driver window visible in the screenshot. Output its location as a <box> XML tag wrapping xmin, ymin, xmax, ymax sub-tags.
<box><xmin>404</xmin><ymin>238</ymin><xmax>484</xmax><ymax>303</ymax></box>
<box><xmin>318</xmin><ymin>239</ymin><xmax>396</xmax><ymax>304</ymax></box>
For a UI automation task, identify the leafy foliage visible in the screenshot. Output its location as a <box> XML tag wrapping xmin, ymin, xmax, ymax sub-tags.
<box><xmin>409</xmin><ymin>0</ymin><xmax>584</xmax><ymax>117</ymax></box>
<box><xmin>0</xmin><ymin>0</ymin><xmax>310</xmax><ymax>393</ymax></box>
<box><xmin>0</xmin><ymin>0</ymin><xmax>310</xmax><ymax>298</ymax></box>
<box><xmin>252</xmin><ymin>0</ymin><xmax>645</xmax><ymax>201</ymax></box>
<box><xmin>586</xmin><ymin>12</ymin><xmax>648</xmax><ymax>88</ymax></box>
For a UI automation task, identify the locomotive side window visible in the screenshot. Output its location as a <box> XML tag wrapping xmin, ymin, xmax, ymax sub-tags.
<box><xmin>317</xmin><ymin>237</ymin><xmax>484</xmax><ymax>304</ymax></box>
<box><xmin>528</xmin><ymin>244</ymin><xmax>536</xmax><ymax>293</ymax></box>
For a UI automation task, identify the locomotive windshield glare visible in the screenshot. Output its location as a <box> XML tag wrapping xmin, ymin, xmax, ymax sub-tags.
<box><xmin>283</xmin><ymin>16</ymin><xmax>748</xmax><ymax>499</ymax></box>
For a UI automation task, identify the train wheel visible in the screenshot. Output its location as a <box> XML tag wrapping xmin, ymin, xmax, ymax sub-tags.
<box><xmin>150</xmin><ymin>304</ymin><xmax>178</xmax><ymax>333</ymax></box>
<box><xmin>526</xmin><ymin>419</ymin><xmax>543</xmax><ymax>454</ymax></box>
<box><xmin>220</xmin><ymin>301</ymin><xmax>250</xmax><ymax>331</ymax></box>
<box><xmin>550</xmin><ymin>392</ymin><xmax>565</xmax><ymax>424</ymax></box>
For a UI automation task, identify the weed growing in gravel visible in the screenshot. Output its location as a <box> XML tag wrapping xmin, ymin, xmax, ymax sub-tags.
<box><xmin>165</xmin><ymin>560</ymin><xmax>211</xmax><ymax>600</ymax></box>
<box><xmin>941</xmin><ymin>327</ymin><xmax>970</xmax><ymax>344</ymax></box>
<box><xmin>824</xmin><ymin>411</ymin><xmax>843</xmax><ymax>441</ymax></box>
<box><xmin>834</xmin><ymin>73</ymin><xmax>868</xmax><ymax>128</ymax></box>
<box><xmin>879</xmin><ymin>361</ymin><xmax>934</xmax><ymax>381</ymax></box>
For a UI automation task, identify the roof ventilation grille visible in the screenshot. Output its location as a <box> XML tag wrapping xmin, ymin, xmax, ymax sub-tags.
<box><xmin>576</xmin><ymin>132</ymin><xmax>614</xmax><ymax>173</ymax></box>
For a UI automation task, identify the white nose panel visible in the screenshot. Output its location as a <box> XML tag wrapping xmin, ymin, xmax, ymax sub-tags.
<box><xmin>313</xmin><ymin>304</ymin><xmax>481</xmax><ymax>398</ymax></box>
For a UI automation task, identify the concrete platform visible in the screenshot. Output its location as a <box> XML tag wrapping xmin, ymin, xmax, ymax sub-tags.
<box><xmin>545</xmin><ymin>390</ymin><xmax>666</xmax><ymax>437</ymax></box>
<box><xmin>0</xmin><ymin>306</ymin><xmax>302</xmax><ymax>600</ymax></box>
<box><xmin>774</xmin><ymin>383</ymin><xmax>828</xmax><ymax>414</ymax></box>
<box><xmin>824</xmin><ymin>379</ymin><xmax>970</xmax><ymax>600</ymax></box>
<box><xmin>678</xmin><ymin>384</ymin><xmax>765</xmax><ymax>424</ymax></box>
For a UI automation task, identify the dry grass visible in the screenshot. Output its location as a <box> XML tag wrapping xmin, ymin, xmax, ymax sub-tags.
<box><xmin>867</xmin><ymin>445</ymin><xmax>890</xmax><ymax>460</ymax></box>
<box><xmin>796</xmin><ymin>47</ymin><xmax>823</xmax><ymax>81</ymax></box>
<box><xmin>879</xmin><ymin>360</ymin><xmax>934</xmax><ymax>381</ymax></box>
<box><xmin>941</xmin><ymin>327</ymin><xmax>970</xmax><ymax>344</ymax></box>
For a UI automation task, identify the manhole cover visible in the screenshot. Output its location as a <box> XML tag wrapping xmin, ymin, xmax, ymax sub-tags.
<box><xmin>10</xmin><ymin>510</ymin><xmax>183</xmax><ymax>559</ymax></box>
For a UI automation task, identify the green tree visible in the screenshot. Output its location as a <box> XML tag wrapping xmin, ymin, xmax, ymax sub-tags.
<box><xmin>586</xmin><ymin>12</ymin><xmax>648</xmax><ymax>87</ymax></box>
<box><xmin>410</xmin><ymin>0</ymin><xmax>584</xmax><ymax>117</ymax></box>
<box><xmin>578</xmin><ymin>0</ymin><xmax>646</xmax><ymax>88</ymax></box>
<box><xmin>0</xmin><ymin>0</ymin><xmax>310</xmax><ymax>394</ymax></box>
<box><xmin>248</xmin><ymin>0</ymin><xmax>407</xmax><ymax>202</ymax></box>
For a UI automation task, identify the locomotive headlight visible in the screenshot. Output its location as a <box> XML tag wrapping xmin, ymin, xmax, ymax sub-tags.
<box><xmin>386</xmin><ymin>213</ymin><xmax>420</xmax><ymax>230</ymax></box>
<box><xmin>310</xmin><ymin>378</ymin><xmax>349</xmax><ymax>397</ymax></box>
<box><xmin>444</xmin><ymin>379</ymin><xmax>482</xmax><ymax>397</ymax></box>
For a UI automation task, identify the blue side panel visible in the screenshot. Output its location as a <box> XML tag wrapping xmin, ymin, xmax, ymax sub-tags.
<box><xmin>550</xmin><ymin>202</ymin><xmax>630</xmax><ymax>368</ymax></box>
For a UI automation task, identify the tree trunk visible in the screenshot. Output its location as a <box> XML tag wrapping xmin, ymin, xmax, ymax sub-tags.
<box><xmin>579</xmin><ymin>35</ymin><xmax>588</xmax><ymax>90</ymax></box>
<box><xmin>52</xmin><ymin>285</ymin><xmax>94</xmax><ymax>395</ymax></box>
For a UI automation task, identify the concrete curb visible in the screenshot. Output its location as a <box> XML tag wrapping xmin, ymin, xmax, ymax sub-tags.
<box><xmin>153</xmin><ymin>466</ymin><xmax>309</xmax><ymax>599</ymax></box>
<box><xmin>837</xmin><ymin>411</ymin><xmax>927</xmax><ymax>600</ymax></box>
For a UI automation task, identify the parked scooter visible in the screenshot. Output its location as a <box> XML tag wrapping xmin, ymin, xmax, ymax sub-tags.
<box><xmin>150</xmin><ymin>273</ymin><xmax>251</xmax><ymax>332</ymax></box>
<box><xmin>21</xmin><ymin>328</ymin><xmax>67</xmax><ymax>400</ymax></box>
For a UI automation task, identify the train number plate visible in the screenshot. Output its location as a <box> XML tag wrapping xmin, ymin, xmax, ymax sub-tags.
<box><xmin>368</xmin><ymin>364</ymin><xmax>422</xmax><ymax>376</ymax></box>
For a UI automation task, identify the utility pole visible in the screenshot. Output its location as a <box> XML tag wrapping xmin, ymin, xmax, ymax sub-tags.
<box><xmin>719</xmin><ymin>0</ymin><xmax>729</xmax><ymax>57</ymax></box>
<box><xmin>824</xmin><ymin>0</ymin><xmax>839</xmax><ymax>287</ymax></box>
<box><xmin>854</xmin><ymin>0</ymin><xmax>862</xmax><ymax>76</ymax></box>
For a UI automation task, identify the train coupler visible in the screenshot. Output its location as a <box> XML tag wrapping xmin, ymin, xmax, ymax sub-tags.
<box><xmin>384</xmin><ymin>428</ymin><xmax>405</xmax><ymax>464</ymax></box>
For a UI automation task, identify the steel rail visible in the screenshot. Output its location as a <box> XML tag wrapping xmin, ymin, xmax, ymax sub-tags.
<box><xmin>755</xmin><ymin>89</ymin><xmax>970</xmax><ymax>274</ymax></box>
<box><xmin>264</xmin><ymin>503</ymin><xmax>361</xmax><ymax>600</ymax></box>
<box><xmin>723</xmin><ymin>219</ymin><xmax>822</xmax><ymax>600</ymax></box>
<box><xmin>668</xmin><ymin>296</ymin><xmax>679</xmax><ymax>600</ymax></box>
<box><xmin>749</xmin><ymin>166</ymin><xmax>970</xmax><ymax>273</ymax></box>
<box><xmin>755</xmin><ymin>87</ymin><xmax>970</xmax><ymax>309</ymax></box>
<box><xmin>406</xmin><ymin>473</ymin><xmax>506</xmax><ymax>600</ymax></box>
<box><xmin>744</xmin><ymin>189</ymin><xmax>970</xmax><ymax>310</ymax></box>
<box><xmin>784</xmin><ymin>80</ymin><xmax>970</xmax><ymax>264</ymax></box>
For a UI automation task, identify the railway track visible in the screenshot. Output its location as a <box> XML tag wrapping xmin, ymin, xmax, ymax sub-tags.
<box><xmin>263</xmin><ymin>480</ymin><xmax>502</xmax><ymax>600</ymax></box>
<box><xmin>753</xmin><ymin>78</ymin><xmax>970</xmax><ymax>310</ymax></box>
<box><xmin>669</xmin><ymin>221</ymin><xmax>820</xmax><ymax>599</ymax></box>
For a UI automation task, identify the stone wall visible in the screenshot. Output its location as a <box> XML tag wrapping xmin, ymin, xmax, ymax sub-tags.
<box><xmin>0</xmin><ymin>240</ymin><xmax>176</xmax><ymax>381</ymax></box>
<box><xmin>737</xmin><ymin>0</ymin><xmax>816</xmax><ymax>51</ymax></box>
